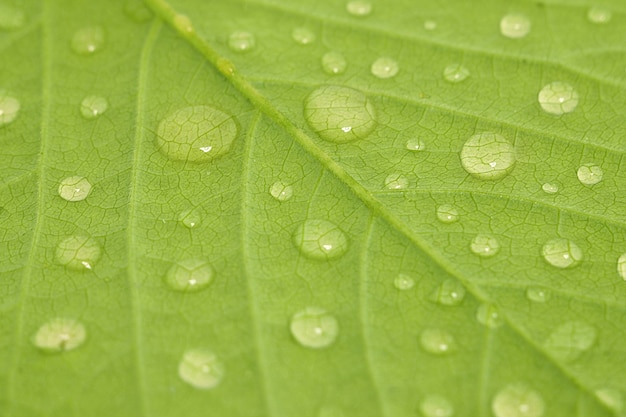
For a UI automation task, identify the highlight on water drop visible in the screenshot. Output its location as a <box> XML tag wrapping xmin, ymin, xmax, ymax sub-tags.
<box><xmin>292</xmin><ymin>27</ymin><xmax>315</xmax><ymax>44</ymax></box>
<box><xmin>492</xmin><ymin>383</ymin><xmax>545</xmax><ymax>417</ymax></box>
<box><xmin>178</xmin><ymin>208</ymin><xmax>202</xmax><ymax>229</ymax></box>
<box><xmin>541</xmin><ymin>182</ymin><xmax>559</xmax><ymax>194</ymax></box>
<box><xmin>292</xmin><ymin>219</ymin><xmax>348</xmax><ymax>260</ymax></box>
<box><xmin>55</xmin><ymin>235</ymin><xmax>101</xmax><ymax>270</ymax></box>
<box><xmin>541</xmin><ymin>238</ymin><xmax>582</xmax><ymax>269</ymax></box>
<box><xmin>173</xmin><ymin>14</ymin><xmax>194</xmax><ymax>33</ymax></box>
<box><xmin>470</xmin><ymin>234</ymin><xmax>500</xmax><ymax>258</ymax></box>
<box><xmin>371</xmin><ymin>57</ymin><xmax>399</xmax><ymax>79</ymax></box>
<box><xmin>58</xmin><ymin>176</ymin><xmax>92</xmax><ymax>202</ymax></box>
<box><xmin>443</xmin><ymin>64</ymin><xmax>470</xmax><ymax>83</ymax></box>
<box><xmin>321</xmin><ymin>52</ymin><xmax>347</xmax><ymax>75</ymax></box>
<box><xmin>420</xmin><ymin>328</ymin><xmax>456</xmax><ymax>355</ymax></box>
<box><xmin>429</xmin><ymin>279</ymin><xmax>466</xmax><ymax>306</ymax></box>
<box><xmin>526</xmin><ymin>286</ymin><xmax>550</xmax><ymax>303</ymax></box>
<box><xmin>406</xmin><ymin>138</ymin><xmax>426</xmax><ymax>151</ymax></box>
<box><xmin>0</xmin><ymin>93</ymin><xmax>20</xmax><ymax>127</ymax></box>
<box><xmin>420</xmin><ymin>395</ymin><xmax>454</xmax><ymax>417</ymax></box>
<box><xmin>538</xmin><ymin>82</ymin><xmax>579</xmax><ymax>115</ymax></box>
<box><xmin>71</xmin><ymin>26</ymin><xmax>105</xmax><ymax>55</ymax></box>
<box><xmin>460</xmin><ymin>132</ymin><xmax>515</xmax><ymax>180</ymax></box>
<box><xmin>544</xmin><ymin>321</ymin><xmax>596</xmax><ymax>362</ymax></box>
<box><xmin>436</xmin><ymin>204</ymin><xmax>459</xmax><ymax>224</ymax></box>
<box><xmin>80</xmin><ymin>96</ymin><xmax>108</xmax><ymax>119</ymax></box>
<box><xmin>577</xmin><ymin>163</ymin><xmax>603</xmax><ymax>186</ymax></box>
<box><xmin>270</xmin><ymin>181</ymin><xmax>294</xmax><ymax>202</ymax></box>
<box><xmin>476</xmin><ymin>304</ymin><xmax>504</xmax><ymax>328</ymax></box>
<box><xmin>32</xmin><ymin>317</ymin><xmax>86</xmax><ymax>353</ymax></box>
<box><xmin>587</xmin><ymin>7</ymin><xmax>612</xmax><ymax>24</ymax></box>
<box><xmin>290</xmin><ymin>307</ymin><xmax>339</xmax><ymax>349</ymax></box>
<box><xmin>499</xmin><ymin>13</ymin><xmax>531</xmax><ymax>39</ymax></box>
<box><xmin>346</xmin><ymin>0</ymin><xmax>372</xmax><ymax>17</ymax></box>
<box><xmin>618</xmin><ymin>253</ymin><xmax>626</xmax><ymax>281</ymax></box>
<box><xmin>384</xmin><ymin>173</ymin><xmax>408</xmax><ymax>190</ymax></box>
<box><xmin>394</xmin><ymin>273</ymin><xmax>415</xmax><ymax>290</ymax></box>
<box><xmin>178</xmin><ymin>349</ymin><xmax>225</xmax><ymax>389</ymax></box>
<box><xmin>165</xmin><ymin>259</ymin><xmax>214</xmax><ymax>292</ymax></box>
<box><xmin>228</xmin><ymin>31</ymin><xmax>255</xmax><ymax>52</ymax></box>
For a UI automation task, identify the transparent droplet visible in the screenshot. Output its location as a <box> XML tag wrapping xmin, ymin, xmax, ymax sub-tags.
<box><xmin>436</xmin><ymin>204</ymin><xmax>459</xmax><ymax>224</ymax></box>
<box><xmin>270</xmin><ymin>181</ymin><xmax>294</xmax><ymax>202</ymax></box>
<box><xmin>577</xmin><ymin>163</ymin><xmax>603</xmax><ymax>186</ymax></box>
<box><xmin>55</xmin><ymin>235</ymin><xmax>101</xmax><ymax>270</ymax></box>
<box><xmin>32</xmin><ymin>318</ymin><xmax>86</xmax><ymax>353</ymax></box>
<box><xmin>429</xmin><ymin>279</ymin><xmax>466</xmax><ymax>306</ymax></box>
<box><xmin>178</xmin><ymin>209</ymin><xmax>202</xmax><ymax>229</ymax></box>
<box><xmin>71</xmin><ymin>26</ymin><xmax>105</xmax><ymax>55</ymax></box>
<box><xmin>476</xmin><ymin>304</ymin><xmax>504</xmax><ymax>328</ymax></box>
<box><xmin>617</xmin><ymin>253</ymin><xmax>626</xmax><ymax>281</ymax></box>
<box><xmin>173</xmin><ymin>14</ymin><xmax>194</xmax><ymax>33</ymax></box>
<box><xmin>492</xmin><ymin>384</ymin><xmax>545</xmax><ymax>417</ymax></box>
<box><xmin>0</xmin><ymin>3</ymin><xmax>24</xmax><ymax>30</ymax></box>
<box><xmin>544</xmin><ymin>321</ymin><xmax>596</xmax><ymax>362</ymax></box>
<box><xmin>0</xmin><ymin>93</ymin><xmax>20</xmax><ymax>127</ymax></box>
<box><xmin>228</xmin><ymin>31</ymin><xmax>255</xmax><ymax>52</ymax></box>
<box><xmin>424</xmin><ymin>20</ymin><xmax>437</xmax><ymax>30</ymax></box>
<box><xmin>406</xmin><ymin>138</ymin><xmax>426</xmax><ymax>151</ymax></box>
<box><xmin>165</xmin><ymin>259</ymin><xmax>213</xmax><ymax>292</ymax></box>
<box><xmin>443</xmin><ymin>64</ymin><xmax>470</xmax><ymax>83</ymax></box>
<box><xmin>321</xmin><ymin>52</ymin><xmax>347</xmax><ymax>75</ymax></box>
<box><xmin>587</xmin><ymin>7</ymin><xmax>612</xmax><ymax>24</ymax></box>
<box><xmin>178</xmin><ymin>349</ymin><xmax>224</xmax><ymax>389</ymax></box>
<box><xmin>80</xmin><ymin>96</ymin><xmax>108</xmax><ymax>119</ymax></box>
<box><xmin>420</xmin><ymin>328</ymin><xmax>456</xmax><ymax>355</ymax></box>
<box><xmin>58</xmin><ymin>176</ymin><xmax>92</xmax><ymax>202</ymax></box>
<box><xmin>470</xmin><ymin>234</ymin><xmax>500</xmax><ymax>258</ymax></box>
<box><xmin>538</xmin><ymin>82</ymin><xmax>578</xmax><ymax>115</ymax></box>
<box><xmin>290</xmin><ymin>307</ymin><xmax>339</xmax><ymax>349</ymax></box>
<box><xmin>420</xmin><ymin>395</ymin><xmax>454</xmax><ymax>417</ymax></box>
<box><xmin>500</xmin><ymin>13</ymin><xmax>531</xmax><ymax>39</ymax></box>
<box><xmin>594</xmin><ymin>388</ymin><xmax>623</xmax><ymax>413</ymax></box>
<box><xmin>541</xmin><ymin>183</ymin><xmax>559</xmax><ymax>194</ymax></box>
<box><xmin>292</xmin><ymin>27</ymin><xmax>315</xmax><ymax>44</ymax></box>
<box><xmin>371</xmin><ymin>57</ymin><xmax>399</xmax><ymax>79</ymax></box>
<box><xmin>304</xmin><ymin>85</ymin><xmax>377</xmax><ymax>143</ymax></box>
<box><xmin>526</xmin><ymin>287</ymin><xmax>550</xmax><ymax>303</ymax></box>
<box><xmin>384</xmin><ymin>173</ymin><xmax>409</xmax><ymax>190</ymax></box>
<box><xmin>124</xmin><ymin>0</ymin><xmax>153</xmax><ymax>23</ymax></box>
<box><xmin>346</xmin><ymin>0</ymin><xmax>372</xmax><ymax>17</ymax></box>
<box><xmin>156</xmin><ymin>105</ymin><xmax>238</xmax><ymax>162</ymax></box>
<box><xmin>541</xmin><ymin>238</ymin><xmax>583</xmax><ymax>269</ymax></box>
<box><xmin>460</xmin><ymin>132</ymin><xmax>516</xmax><ymax>180</ymax></box>
<box><xmin>292</xmin><ymin>219</ymin><xmax>348</xmax><ymax>260</ymax></box>
<box><xmin>394</xmin><ymin>273</ymin><xmax>415</xmax><ymax>290</ymax></box>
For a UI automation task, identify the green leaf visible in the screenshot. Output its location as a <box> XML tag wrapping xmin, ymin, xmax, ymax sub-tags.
<box><xmin>1</xmin><ymin>0</ymin><xmax>625</xmax><ymax>416</ymax></box>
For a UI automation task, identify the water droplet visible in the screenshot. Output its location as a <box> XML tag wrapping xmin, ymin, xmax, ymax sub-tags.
<box><xmin>460</xmin><ymin>132</ymin><xmax>516</xmax><ymax>180</ymax></box>
<box><xmin>71</xmin><ymin>26</ymin><xmax>105</xmax><ymax>55</ymax></box>
<box><xmin>541</xmin><ymin>238</ymin><xmax>583</xmax><ymax>269</ymax></box>
<box><xmin>476</xmin><ymin>304</ymin><xmax>504</xmax><ymax>328</ymax></box>
<box><xmin>595</xmin><ymin>388</ymin><xmax>623</xmax><ymax>412</ymax></box>
<box><xmin>371</xmin><ymin>57</ymin><xmax>399</xmax><ymax>79</ymax></box>
<box><xmin>304</xmin><ymin>85</ymin><xmax>376</xmax><ymax>143</ymax></box>
<box><xmin>0</xmin><ymin>93</ymin><xmax>20</xmax><ymax>127</ymax></box>
<box><xmin>429</xmin><ymin>279</ymin><xmax>466</xmax><ymax>306</ymax></box>
<box><xmin>544</xmin><ymin>321</ymin><xmax>596</xmax><ymax>362</ymax></box>
<box><xmin>178</xmin><ymin>209</ymin><xmax>202</xmax><ymax>229</ymax></box>
<box><xmin>443</xmin><ymin>64</ymin><xmax>470</xmax><ymax>83</ymax></box>
<box><xmin>124</xmin><ymin>0</ymin><xmax>153</xmax><ymax>22</ymax></box>
<box><xmin>165</xmin><ymin>259</ymin><xmax>213</xmax><ymax>292</ymax></box>
<box><xmin>58</xmin><ymin>176</ymin><xmax>92</xmax><ymax>202</ymax></box>
<box><xmin>587</xmin><ymin>7</ymin><xmax>612</xmax><ymax>24</ymax></box>
<box><xmin>420</xmin><ymin>395</ymin><xmax>454</xmax><ymax>417</ymax></box>
<box><xmin>56</xmin><ymin>235</ymin><xmax>101</xmax><ymax>270</ymax></box>
<box><xmin>541</xmin><ymin>183</ymin><xmax>559</xmax><ymax>194</ymax></box>
<box><xmin>156</xmin><ymin>105</ymin><xmax>238</xmax><ymax>162</ymax></box>
<box><xmin>32</xmin><ymin>318</ymin><xmax>86</xmax><ymax>353</ymax></box>
<box><xmin>406</xmin><ymin>138</ymin><xmax>426</xmax><ymax>151</ymax></box>
<box><xmin>470</xmin><ymin>234</ymin><xmax>500</xmax><ymax>258</ymax></box>
<box><xmin>538</xmin><ymin>82</ymin><xmax>578</xmax><ymax>115</ymax></box>
<box><xmin>292</xmin><ymin>219</ymin><xmax>348</xmax><ymax>260</ymax></box>
<box><xmin>0</xmin><ymin>3</ymin><xmax>24</xmax><ymax>30</ymax></box>
<box><xmin>492</xmin><ymin>384</ymin><xmax>545</xmax><ymax>417</ymax></box>
<box><xmin>500</xmin><ymin>13</ymin><xmax>531</xmax><ymax>39</ymax></box>
<box><xmin>424</xmin><ymin>20</ymin><xmax>437</xmax><ymax>30</ymax></box>
<box><xmin>436</xmin><ymin>204</ymin><xmax>459</xmax><ymax>224</ymax></box>
<box><xmin>173</xmin><ymin>14</ymin><xmax>194</xmax><ymax>33</ymax></box>
<box><xmin>617</xmin><ymin>253</ymin><xmax>626</xmax><ymax>280</ymax></box>
<box><xmin>526</xmin><ymin>287</ymin><xmax>550</xmax><ymax>303</ymax></box>
<box><xmin>270</xmin><ymin>181</ymin><xmax>294</xmax><ymax>202</ymax></box>
<box><xmin>228</xmin><ymin>31</ymin><xmax>255</xmax><ymax>52</ymax></box>
<box><xmin>80</xmin><ymin>96</ymin><xmax>108</xmax><ymax>119</ymax></box>
<box><xmin>290</xmin><ymin>307</ymin><xmax>339</xmax><ymax>349</ymax></box>
<box><xmin>321</xmin><ymin>52</ymin><xmax>347</xmax><ymax>75</ymax></box>
<box><xmin>178</xmin><ymin>349</ymin><xmax>224</xmax><ymax>389</ymax></box>
<box><xmin>292</xmin><ymin>27</ymin><xmax>315</xmax><ymax>44</ymax></box>
<box><xmin>420</xmin><ymin>328</ymin><xmax>456</xmax><ymax>355</ymax></box>
<box><xmin>346</xmin><ymin>0</ymin><xmax>372</xmax><ymax>17</ymax></box>
<box><xmin>384</xmin><ymin>173</ymin><xmax>409</xmax><ymax>190</ymax></box>
<box><xmin>394</xmin><ymin>273</ymin><xmax>415</xmax><ymax>290</ymax></box>
<box><xmin>577</xmin><ymin>163</ymin><xmax>603</xmax><ymax>186</ymax></box>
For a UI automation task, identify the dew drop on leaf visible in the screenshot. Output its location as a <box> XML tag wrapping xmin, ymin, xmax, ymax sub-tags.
<box><xmin>419</xmin><ymin>328</ymin><xmax>456</xmax><ymax>355</ymax></box>
<box><xmin>470</xmin><ymin>234</ymin><xmax>500</xmax><ymax>257</ymax></box>
<box><xmin>0</xmin><ymin>93</ymin><xmax>20</xmax><ymax>127</ymax></box>
<box><xmin>576</xmin><ymin>163</ymin><xmax>603</xmax><ymax>186</ymax></box>
<box><xmin>429</xmin><ymin>279</ymin><xmax>466</xmax><ymax>306</ymax></box>
<box><xmin>178</xmin><ymin>209</ymin><xmax>202</xmax><ymax>229</ymax></box>
<box><xmin>492</xmin><ymin>384</ymin><xmax>545</xmax><ymax>417</ymax></box>
<box><xmin>178</xmin><ymin>349</ymin><xmax>224</xmax><ymax>390</ymax></box>
<box><xmin>291</xmin><ymin>27</ymin><xmax>315</xmax><ymax>45</ymax></box>
<box><xmin>544</xmin><ymin>321</ymin><xmax>596</xmax><ymax>362</ymax></box>
<box><xmin>476</xmin><ymin>304</ymin><xmax>504</xmax><ymax>328</ymax></box>
<box><xmin>0</xmin><ymin>3</ymin><xmax>24</xmax><ymax>30</ymax></box>
<box><xmin>321</xmin><ymin>52</ymin><xmax>347</xmax><ymax>75</ymax></box>
<box><xmin>460</xmin><ymin>132</ymin><xmax>515</xmax><ymax>180</ymax></box>
<box><xmin>419</xmin><ymin>395</ymin><xmax>454</xmax><ymax>417</ymax></box>
<box><xmin>345</xmin><ymin>0</ymin><xmax>372</xmax><ymax>17</ymax></box>
<box><xmin>541</xmin><ymin>238</ymin><xmax>582</xmax><ymax>269</ymax></box>
<box><xmin>617</xmin><ymin>253</ymin><xmax>626</xmax><ymax>280</ymax></box>
<box><xmin>55</xmin><ymin>235</ymin><xmax>101</xmax><ymax>270</ymax></box>
<box><xmin>165</xmin><ymin>259</ymin><xmax>214</xmax><ymax>292</ymax></box>
<box><xmin>80</xmin><ymin>95</ymin><xmax>108</xmax><ymax>119</ymax></box>
<box><xmin>406</xmin><ymin>138</ymin><xmax>426</xmax><ymax>151</ymax></box>
<box><xmin>394</xmin><ymin>273</ymin><xmax>415</xmax><ymax>290</ymax></box>
<box><xmin>71</xmin><ymin>26</ymin><xmax>105</xmax><ymax>55</ymax></box>
<box><xmin>228</xmin><ymin>31</ymin><xmax>255</xmax><ymax>52</ymax></box>
<box><xmin>443</xmin><ymin>64</ymin><xmax>470</xmax><ymax>83</ymax></box>
<box><xmin>436</xmin><ymin>204</ymin><xmax>459</xmax><ymax>224</ymax></box>
<box><xmin>304</xmin><ymin>85</ymin><xmax>377</xmax><ymax>143</ymax></box>
<box><xmin>173</xmin><ymin>14</ymin><xmax>194</xmax><ymax>33</ymax></box>
<box><xmin>424</xmin><ymin>20</ymin><xmax>437</xmax><ymax>30</ymax></box>
<box><xmin>292</xmin><ymin>219</ymin><xmax>348</xmax><ymax>260</ymax></box>
<box><xmin>587</xmin><ymin>7</ymin><xmax>612</xmax><ymax>24</ymax></box>
<box><xmin>32</xmin><ymin>318</ymin><xmax>86</xmax><ymax>353</ymax></box>
<box><xmin>538</xmin><ymin>82</ymin><xmax>579</xmax><ymax>115</ymax></box>
<box><xmin>290</xmin><ymin>307</ymin><xmax>339</xmax><ymax>349</ymax></box>
<box><xmin>525</xmin><ymin>287</ymin><xmax>550</xmax><ymax>303</ymax></box>
<box><xmin>499</xmin><ymin>13</ymin><xmax>531</xmax><ymax>39</ymax></box>
<box><xmin>269</xmin><ymin>181</ymin><xmax>294</xmax><ymax>202</ymax></box>
<box><xmin>58</xmin><ymin>176</ymin><xmax>92</xmax><ymax>202</ymax></box>
<box><xmin>384</xmin><ymin>173</ymin><xmax>408</xmax><ymax>190</ymax></box>
<box><xmin>541</xmin><ymin>182</ymin><xmax>559</xmax><ymax>194</ymax></box>
<box><xmin>371</xmin><ymin>57</ymin><xmax>399</xmax><ymax>79</ymax></box>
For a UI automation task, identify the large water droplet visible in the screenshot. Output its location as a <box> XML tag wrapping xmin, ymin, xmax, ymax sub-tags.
<box><xmin>228</xmin><ymin>31</ymin><xmax>255</xmax><ymax>52</ymax></box>
<box><xmin>292</xmin><ymin>27</ymin><xmax>315</xmax><ymax>45</ymax></box>
<box><xmin>0</xmin><ymin>93</ymin><xmax>20</xmax><ymax>127</ymax></box>
<box><xmin>436</xmin><ymin>204</ymin><xmax>459</xmax><ymax>224</ymax></box>
<box><xmin>71</xmin><ymin>26</ymin><xmax>105</xmax><ymax>55</ymax></box>
<box><xmin>544</xmin><ymin>321</ymin><xmax>596</xmax><ymax>362</ymax></box>
<box><xmin>304</xmin><ymin>85</ymin><xmax>376</xmax><ymax>143</ymax></box>
<box><xmin>165</xmin><ymin>259</ymin><xmax>213</xmax><ymax>292</ymax></box>
<box><xmin>292</xmin><ymin>219</ymin><xmax>348</xmax><ymax>260</ymax></box>
<box><xmin>156</xmin><ymin>105</ymin><xmax>238</xmax><ymax>162</ymax></box>
<box><xmin>470</xmin><ymin>234</ymin><xmax>500</xmax><ymax>258</ymax></box>
<box><xmin>321</xmin><ymin>52</ymin><xmax>347</xmax><ymax>75</ymax></box>
<box><xmin>394</xmin><ymin>273</ymin><xmax>415</xmax><ymax>290</ymax></box>
<box><xmin>587</xmin><ymin>7</ymin><xmax>612</xmax><ymax>24</ymax></box>
<box><xmin>541</xmin><ymin>182</ymin><xmax>559</xmax><ymax>194</ymax></box>
<box><xmin>173</xmin><ymin>14</ymin><xmax>194</xmax><ymax>33</ymax></box>
<box><xmin>178</xmin><ymin>349</ymin><xmax>224</xmax><ymax>389</ymax></box>
<box><xmin>460</xmin><ymin>132</ymin><xmax>515</xmax><ymax>180</ymax></box>
<box><xmin>420</xmin><ymin>395</ymin><xmax>454</xmax><ymax>417</ymax></box>
<box><xmin>538</xmin><ymin>82</ymin><xmax>578</xmax><ymax>115</ymax></box>
<box><xmin>0</xmin><ymin>3</ymin><xmax>24</xmax><ymax>30</ymax></box>
<box><xmin>525</xmin><ymin>287</ymin><xmax>550</xmax><ymax>303</ymax></box>
<box><xmin>56</xmin><ymin>235</ymin><xmax>101</xmax><ymax>270</ymax></box>
<box><xmin>58</xmin><ymin>176</ymin><xmax>92</xmax><ymax>202</ymax></box>
<box><xmin>371</xmin><ymin>57</ymin><xmax>399</xmax><ymax>79</ymax></box>
<box><xmin>476</xmin><ymin>304</ymin><xmax>504</xmax><ymax>328</ymax></box>
<box><xmin>429</xmin><ymin>279</ymin><xmax>466</xmax><ymax>306</ymax></box>
<box><xmin>384</xmin><ymin>173</ymin><xmax>408</xmax><ymax>190</ymax></box>
<box><xmin>80</xmin><ymin>96</ymin><xmax>108</xmax><ymax>119</ymax></box>
<box><xmin>541</xmin><ymin>238</ymin><xmax>582</xmax><ymax>269</ymax></box>
<box><xmin>290</xmin><ymin>307</ymin><xmax>339</xmax><ymax>349</ymax></box>
<box><xmin>500</xmin><ymin>13</ymin><xmax>531</xmax><ymax>39</ymax></box>
<box><xmin>270</xmin><ymin>181</ymin><xmax>294</xmax><ymax>202</ymax></box>
<box><xmin>443</xmin><ymin>64</ymin><xmax>470</xmax><ymax>83</ymax></box>
<box><xmin>406</xmin><ymin>138</ymin><xmax>426</xmax><ymax>151</ymax></box>
<box><xmin>420</xmin><ymin>328</ymin><xmax>456</xmax><ymax>355</ymax></box>
<box><xmin>577</xmin><ymin>163</ymin><xmax>603</xmax><ymax>186</ymax></box>
<box><xmin>492</xmin><ymin>384</ymin><xmax>545</xmax><ymax>417</ymax></box>
<box><xmin>617</xmin><ymin>253</ymin><xmax>626</xmax><ymax>281</ymax></box>
<box><xmin>346</xmin><ymin>1</ymin><xmax>372</xmax><ymax>17</ymax></box>
<box><xmin>178</xmin><ymin>209</ymin><xmax>202</xmax><ymax>229</ymax></box>
<box><xmin>32</xmin><ymin>318</ymin><xmax>86</xmax><ymax>352</ymax></box>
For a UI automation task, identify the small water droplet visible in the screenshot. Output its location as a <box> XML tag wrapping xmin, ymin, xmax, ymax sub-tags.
<box><xmin>56</xmin><ymin>235</ymin><xmax>101</xmax><ymax>270</ymax></box>
<box><xmin>71</xmin><ymin>26</ymin><xmax>105</xmax><ymax>55</ymax></box>
<box><xmin>460</xmin><ymin>132</ymin><xmax>515</xmax><ymax>180</ymax></box>
<box><xmin>290</xmin><ymin>307</ymin><xmax>339</xmax><ymax>349</ymax></box>
<box><xmin>420</xmin><ymin>395</ymin><xmax>454</xmax><ymax>417</ymax></box>
<box><xmin>304</xmin><ymin>85</ymin><xmax>377</xmax><ymax>143</ymax></box>
<box><xmin>292</xmin><ymin>27</ymin><xmax>315</xmax><ymax>44</ymax></box>
<box><xmin>178</xmin><ymin>209</ymin><xmax>202</xmax><ymax>229</ymax></box>
<box><xmin>165</xmin><ymin>259</ymin><xmax>213</xmax><ymax>292</ymax></box>
<box><xmin>538</xmin><ymin>82</ymin><xmax>578</xmax><ymax>115</ymax></box>
<box><xmin>492</xmin><ymin>384</ymin><xmax>545</xmax><ymax>417</ymax></box>
<box><xmin>58</xmin><ymin>176</ymin><xmax>92</xmax><ymax>202</ymax></box>
<box><xmin>526</xmin><ymin>287</ymin><xmax>550</xmax><ymax>303</ymax></box>
<box><xmin>443</xmin><ymin>64</ymin><xmax>470</xmax><ymax>83</ymax></box>
<box><xmin>617</xmin><ymin>254</ymin><xmax>626</xmax><ymax>280</ymax></box>
<box><xmin>500</xmin><ymin>13</ymin><xmax>531</xmax><ymax>39</ymax></box>
<box><xmin>420</xmin><ymin>328</ymin><xmax>456</xmax><ymax>355</ymax></box>
<box><xmin>32</xmin><ymin>318</ymin><xmax>86</xmax><ymax>352</ymax></box>
<box><xmin>0</xmin><ymin>93</ymin><xmax>20</xmax><ymax>127</ymax></box>
<box><xmin>406</xmin><ymin>138</ymin><xmax>426</xmax><ymax>151</ymax></box>
<box><xmin>156</xmin><ymin>105</ymin><xmax>238</xmax><ymax>162</ymax></box>
<box><xmin>424</xmin><ymin>20</ymin><xmax>437</xmax><ymax>30</ymax></box>
<box><xmin>541</xmin><ymin>182</ymin><xmax>559</xmax><ymax>194</ymax></box>
<box><xmin>541</xmin><ymin>238</ymin><xmax>582</xmax><ymax>269</ymax></box>
<box><xmin>470</xmin><ymin>234</ymin><xmax>500</xmax><ymax>258</ymax></box>
<box><xmin>544</xmin><ymin>321</ymin><xmax>596</xmax><ymax>362</ymax></box>
<box><xmin>429</xmin><ymin>279</ymin><xmax>466</xmax><ymax>306</ymax></box>
<box><xmin>173</xmin><ymin>14</ymin><xmax>194</xmax><ymax>33</ymax></box>
<box><xmin>270</xmin><ymin>181</ymin><xmax>294</xmax><ymax>202</ymax></box>
<box><xmin>394</xmin><ymin>273</ymin><xmax>415</xmax><ymax>290</ymax></box>
<box><xmin>587</xmin><ymin>7</ymin><xmax>612</xmax><ymax>24</ymax></box>
<box><xmin>178</xmin><ymin>349</ymin><xmax>224</xmax><ymax>389</ymax></box>
<box><xmin>0</xmin><ymin>3</ymin><xmax>24</xmax><ymax>30</ymax></box>
<box><xmin>384</xmin><ymin>173</ymin><xmax>409</xmax><ymax>190</ymax></box>
<box><xmin>476</xmin><ymin>304</ymin><xmax>504</xmax><ymax>328</ymax></box>
<box><xmin>346</xmin><ymin>0</ymin><xmax>372</xmax><ymax>17</ymax></box>
<box><xmin>80</xmin><ymin>96</ymin><xmax>108</xmax><ymax>119</ymax></box>
<box><xmin>371</xmin><ymin>57</ymin><xmax>399</xmax><ymax>79</ymax></box>
<box><xmin>124</xmin><ymin>0</ymin><xmax>153</xmax><ymax>22</ymax></box>
<box><xmin>436</xmin><ymin>204</ymin><xmax>459</xmax><ymax>224</ymax></box>
<box><xmin>577</xmin><ymin>163</ymin><xmax>603</xmax><ymax>186</ymax></box>
<box><xmin>228</xmin><ymin>31</ymin><xmax>255</xmax><ymax>52</ymax></box>
<box><xmin>594</xmin><ymin>388</ymin><xmax>623</xmax><ymax>412</ymax></box>
<box><xmin>321</xmin><ymin>52</ymin><xmax>347</xmax><ymax>75</ymax></box>
<box><xmin>292</xmin><ymin>219</ymin><xmax>348</xmax><ymax>260</ymax></box>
